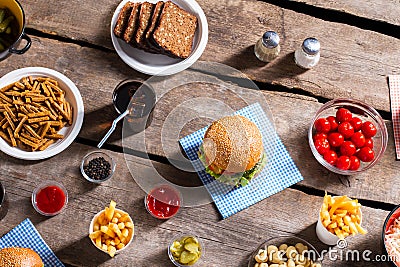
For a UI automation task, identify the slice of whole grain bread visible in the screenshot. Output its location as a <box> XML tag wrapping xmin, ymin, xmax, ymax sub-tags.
<box><xmin>152</xmin><ymin>1</ymin><xmax>198</xmax><ymax>59</ymax></box>
<box><xmin>114</xmin><ymin>2</ymin><xmax>135</xmax><ymax>38</ymax></box>
<box><xmin>135</xmin><ymin>2</ymin><xmax>155</xmax><ymax>48</ymax></box>
<box><xmin>123</xmin><ymin>2</ymin><xmax>141</xmax><ymax>45</ymax></box>
<box><xmin>144</xmin><ymin>1</ymin><xmax>164</xmax><ymax>52</ymax></box>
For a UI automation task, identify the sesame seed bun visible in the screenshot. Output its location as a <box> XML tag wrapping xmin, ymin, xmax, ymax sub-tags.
<box><xmin>0</xmin><ymin>247</ymin><xmax>43</xmax><ymax>267</ymax></box>
<box><xmin>202</xmin><ymin>115</ymin><xmax>263</xmax><ymax>173</ymax></box>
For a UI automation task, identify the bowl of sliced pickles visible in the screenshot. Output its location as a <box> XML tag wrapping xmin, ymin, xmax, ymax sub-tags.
<box><xmin>168</xmin><ymin>234</ymin><xmax>203</xmax><ymax>266</ymax></box>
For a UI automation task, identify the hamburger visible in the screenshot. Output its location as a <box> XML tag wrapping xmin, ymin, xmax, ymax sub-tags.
<box><xmin>198</xmin><ymin>115</ymin><xmax>267</xmax><ymax>187</ymax></box>
<box><xmin>0</xmin><ymin>247</ymin><xmax>43</xmax><ymax>267</ymax></box>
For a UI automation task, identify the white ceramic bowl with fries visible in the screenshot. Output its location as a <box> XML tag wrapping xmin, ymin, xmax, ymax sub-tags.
<box><xmin>89</xmin><ymin>201</ymin><xmax>135</xmax><ymax>257</ymax></box>
<box><xmin>0</xmin><ymin>67</ymin><xmax>84</xmax><ymax>160</ymax></box>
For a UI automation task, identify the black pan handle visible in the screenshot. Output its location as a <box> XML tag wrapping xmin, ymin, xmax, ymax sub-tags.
<box><xmin>9</xmin><ymin>32</ymin><xmax>31</xmax><ymax>55</ymax></box>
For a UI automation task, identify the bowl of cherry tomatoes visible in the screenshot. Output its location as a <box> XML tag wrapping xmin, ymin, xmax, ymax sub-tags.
<box><xmin>309</xmin><ymin>98</ymin><xmax>388</xmax><ymax>175</ymax></box>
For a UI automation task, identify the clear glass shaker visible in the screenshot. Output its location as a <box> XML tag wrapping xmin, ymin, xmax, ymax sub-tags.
<box><xmin>254</xmin><ymin>31</ymin><xmax>280</xmax><ymax>62</ymax></box>
<box><xmin>294</xmin><ymin>37</ymin><xmax>320</xmax><ymax>69</ymax></box>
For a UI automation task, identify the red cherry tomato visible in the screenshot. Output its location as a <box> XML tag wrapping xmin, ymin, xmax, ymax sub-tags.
<box><xmin>327</xmin><ymin>116</ymin><xmax>339</xmax><ymax>131</ymax></box>
<box><xmin>335</xmin><ymin>156</ymin><xmax>351</xmax><ymax>170</ymax></box>
<box><xmin>357</xmin><ymin>147</ymin><xmax>375</xmax><ymax>162</ymax></box>
<box><xmin>328</xmin><ymin>132</ymin><xmax>344</xmax><ymax>147</ymax></box>
<box><xmin>314</xmin><ymin>118</ymin><xmax>331</xmax><ymax>133</ymax></box>
<box><xmin>361</xmin><ymin>121</ymin><xmax>377</xmax><ymax>138</ymax></box>
<box><xmin>340</xmin><ymin>141</ymin><xmax>356</xmax><ymax>156</ymax></box>
<box><xmin>350</xmin><ymin>117</ymin><xmax>363</xmax><ymax>132</ymax></box>
<box><xmin>364</xmin><ymin>138</ymin><xmax>374</xmax><ymax>149</ymax></box>
<box><xmin>336</xmin><ymin>108</ymin><xmax>352</xmax><ymax>123</ymax></box>
<box><xmin>324</xmin><ymin>150</ymin><xmax>338</xmax><ymax>165</ymax></box>
<box><xmin>313</xmin><ymin>133</ymin><xmax>328</xmax><ymax>142</ymax></box>
<box><xmin>351</xmin><ymin>131</ymin><xmax>366</xmax><ymax>148</ymax></box>
<box><xmin>314</xmin><ymin>138</ymin><xmax>330</xmax><ymax>155</ymax></box>
<box><xmin>349</xmin><ymin>156</ymin><xmax>361</xmax><ymax>170</ymax></box>
<box><xmin>338</xmin><ymin>122</ymin><xmax>355</xmax><ymax>139</ymax></box>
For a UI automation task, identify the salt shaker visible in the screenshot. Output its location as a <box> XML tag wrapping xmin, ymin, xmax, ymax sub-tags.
<box><xmin>294</xmin><ymin>37</ymin><xmax>320</xmax><ymax>69</ymax></box>
<box><xmin>254</xmin><ymin>31</ymin><xmax>280</xmax><ymax>62</ymax></box>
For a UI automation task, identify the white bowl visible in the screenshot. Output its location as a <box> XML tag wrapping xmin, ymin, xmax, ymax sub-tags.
<box><xmin>89</xmin><ymin>208</ymin><xmax>135</xmax><ymax>255</ymax></box>
<box><xmin>0</xmin><ymin>67</ymin><xmax>84</xmax><ymax>160</ymax></box>
<box><xmin>110</xmin><ymin>0</ymin><xmax>208</xmax><ymax>76</ymax></box>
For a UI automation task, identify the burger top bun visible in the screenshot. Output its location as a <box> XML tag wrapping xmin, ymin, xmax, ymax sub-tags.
<box><xmin>203</xmin><ymin>115</ymin><xmax>263</xmax><ymax>173</ymax></box>
<box><xmin>0</xmin><ymin>247</ymin><xmax>43</xmax><ymax>267</ymax></box>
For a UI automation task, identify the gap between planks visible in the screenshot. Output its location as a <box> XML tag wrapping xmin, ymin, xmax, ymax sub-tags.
<box><xmin>74</xmin><ymin>137</ymin><xmax>397</xmax><ymax>213</ymax></box>
<box><xmin>259</xmin><ymin>0</ymin><xmax>400</xmax><ymax>39</ymax></box>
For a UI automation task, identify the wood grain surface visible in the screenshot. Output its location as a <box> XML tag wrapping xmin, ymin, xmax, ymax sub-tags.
<box><xmin>0</xmin><ymin>144</ymin><xmax>391</xmax><ymax>266</ymax></box>
<box><xmin>20</xmin><ymin>0</ymin><xmax>400</xmax><ymax>111</ymax></box>
<box><xmin>0</xmin><ymin>0</ymin><xmax>399</xmax><ymax>266</ymax></box>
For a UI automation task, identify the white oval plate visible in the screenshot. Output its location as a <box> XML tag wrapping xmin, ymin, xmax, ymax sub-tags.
<box><xmin>0</xmin><ymin>67</ymin><xmax>84</xmax><ymax>160</ymax></box>
<box><xmin>110</xmin><ymin>0</ymin><xmax>208</xmax><ymax>76</ymax></box>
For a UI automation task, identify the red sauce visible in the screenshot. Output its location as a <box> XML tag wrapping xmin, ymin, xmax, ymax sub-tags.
<box><xmin>35</xmin><ymin>186</ymin><xmax>66</xmax><ymax>214</ymax></box>
<box><xmin>146</xmin><ymin>186</ymin><xmax>181</xmax><ymax>219</ymax></box>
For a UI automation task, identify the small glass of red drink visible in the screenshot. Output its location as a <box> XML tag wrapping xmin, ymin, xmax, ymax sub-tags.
<box><xmin>144</xmin><ymin>184</ymin><xmax>182</xmax><ymax>219</ymax></box>
<box><xmin>31</xmin><ymin>181</ymin><xmax>68</xmax><ymax>216</ymax></box>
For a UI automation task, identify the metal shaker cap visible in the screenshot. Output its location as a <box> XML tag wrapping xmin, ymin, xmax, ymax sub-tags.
<box><xmin>302</xmin><ymin>37</ymin><xmax>320</xmax><ymax>55</ymax></box>
<box><xmin>262</xmin><ymin>31</ymin><xmax>280</xmax><ymax>48</ymax></box>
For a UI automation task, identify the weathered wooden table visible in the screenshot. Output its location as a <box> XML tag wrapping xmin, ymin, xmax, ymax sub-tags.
<box><xmin>1</xmin><ymin>0</ymin><xmax>399</xmax><ymax>266</ymax></box>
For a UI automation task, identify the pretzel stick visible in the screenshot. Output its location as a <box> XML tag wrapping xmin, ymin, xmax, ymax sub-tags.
<box><xmin>6</xmin><ymin>127</ymin><xmax>16</xmax><ymax>146</ymax></box>
<box><xmin>3</xmin><ymin>112</ymin><xmax>15</xmax><ymax>130</ymax></box>
<box><xmin>14</xmin><ymin>115</ymin><xmax>27</xmax><ymax>138</ymax></box>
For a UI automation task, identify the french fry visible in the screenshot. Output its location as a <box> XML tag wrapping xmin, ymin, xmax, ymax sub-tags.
<box><xmin>105</xmin><ymin>200</ymin><xmax>116</xmax><ymax>222</ymax></box>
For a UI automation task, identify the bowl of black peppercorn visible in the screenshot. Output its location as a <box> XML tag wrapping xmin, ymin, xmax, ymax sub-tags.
<box><xmin>80</xmin><ymin>151</ymin><xmax>116</xmax><ymax>183</ymax></box>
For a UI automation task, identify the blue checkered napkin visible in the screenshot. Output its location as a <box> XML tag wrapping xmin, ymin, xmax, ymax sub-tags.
<box><xmin>0</xmin><ymin>218</ymin><xmax>64</xmax><ymax>267</ymax></box>
<box><xmin>179</xmin><ymin>102</ymin><xmax>304</xmax><ymax>219</ymax></box>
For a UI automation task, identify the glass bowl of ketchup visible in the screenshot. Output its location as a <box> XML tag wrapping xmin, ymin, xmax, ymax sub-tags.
<box><xmin>31</xmin><ymin>180</ymin><xmax>68</xmax><ymax>216</ymax></box>
<box><xmin>144</xmin><ymin>184</ymin><xmax>182</xmax><ymax>219</ymax></box>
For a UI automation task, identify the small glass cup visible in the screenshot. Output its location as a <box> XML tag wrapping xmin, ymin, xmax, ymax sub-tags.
<box><xmin>309</xmin><ymin>98</ymin><xmax>388</xmax><ymax>175</ymax></box>
<box><xmin>80</xmin><ymin>151</ymin><xmax>116</xmax><ymax>183</ymax></box>
<box><xmin>168</xmin><ymin>234</ymin><xmax>204</xmax><ymax>266</ymax></box>
<box><xmin>144</xmin><ymin>184</ymin><xmax>182</xmax><ymax>219</ymax></box>
<box><xmin>32</xmin><ymin>180</ymin><xmax>68</xmax><ymax>216</ymax></box>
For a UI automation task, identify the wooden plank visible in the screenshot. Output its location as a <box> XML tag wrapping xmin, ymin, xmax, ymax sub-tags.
<box><xmin>0</xmin><ymin>38</ymin><xmax>398</xmax><ymax>206</ymax></box>
<box><xmin>0</xmin><ymin>143</ymin><xmax>391</xmax><ymax>266</ymax></box>
<box><xmin>285</xmin><ymin>0</ymin><xmax>400</xmax><ymax>27</ymax></box>
<box><xmin>20</xmin><ymin>0</ymin><xmax>400</xmax><ymax>111</ymax></box>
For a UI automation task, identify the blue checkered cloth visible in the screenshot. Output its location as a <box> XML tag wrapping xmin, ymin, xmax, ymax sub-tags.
<box><xmin>0</xmin><ymin>218</ymin><xmax>64</xmax><ymax>266</ymax></box>
<box><xmin>179</xmin><ymin>102</ymin><xmax>304</xmax><ymax>219</ymax></box>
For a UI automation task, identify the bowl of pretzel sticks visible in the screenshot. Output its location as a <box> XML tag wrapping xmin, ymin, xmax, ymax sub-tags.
<box><xmin>0</xmin><ymin>67</ymin><xmax>84</xmax><ymax>160</ymax></box>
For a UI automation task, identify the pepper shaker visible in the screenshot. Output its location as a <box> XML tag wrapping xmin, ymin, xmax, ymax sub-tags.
<box><xmin>294</xmin><ymin>37</ymin><xmax>320</xmax><ymax>69</ymax></box>
<box><xmin>254</xmin><ymin>31</ymin><xmax>280</xmax><ymax>62</ymax></box>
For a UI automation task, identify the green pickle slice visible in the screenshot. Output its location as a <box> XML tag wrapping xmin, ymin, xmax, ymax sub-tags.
<box><xmin>171</xmin><ymin>236</ymin><xmax>201</xmax><ymax>265</ymax></box>
<box><xmin>184</xmin><ymin>243</ymin><xmax>199</xmax><ymax>254</ymax></box>
<box><xmin>180</xmin><ymin>251</ymin><xmax>198</xmax><ymax>264</ymax></box>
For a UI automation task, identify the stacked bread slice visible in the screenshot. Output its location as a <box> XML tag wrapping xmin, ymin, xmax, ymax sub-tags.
<box><xmin>114</xmin><ymin>1</ymin><xmax>198</xmax><ymax>59</ymax></box>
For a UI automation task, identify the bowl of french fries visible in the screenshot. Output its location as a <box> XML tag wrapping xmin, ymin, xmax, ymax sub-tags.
<box><xmin>0</xmin><ymin>67</ymin><xmax>84</xmax><ymax>160</ymax></box>
<box><xmin>89</xmin><ymin>200</ymin><xmax>134</xmax><ymax>257</ymax></box>
<box><xmin>316</xmin><ymin>193</ymin><xmax>367</xmax><ymax>245</ymax></box>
